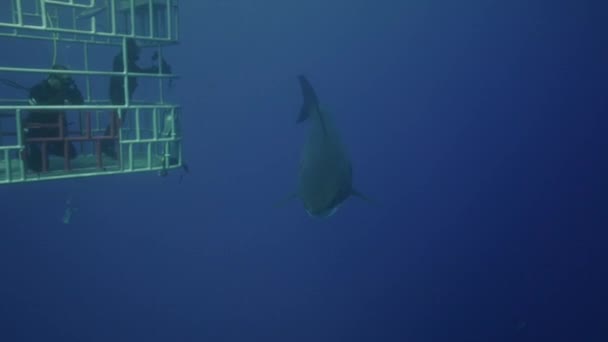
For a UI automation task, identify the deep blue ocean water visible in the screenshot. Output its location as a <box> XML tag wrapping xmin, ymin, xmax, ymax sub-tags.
<box><xmin>1</xmin><ymin>1</ymin><xmax>607</xmax><ymax>341</ymax></box>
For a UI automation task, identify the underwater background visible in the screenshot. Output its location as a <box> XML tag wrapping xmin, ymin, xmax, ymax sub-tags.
<box><xmin>1</xmin><ymin>0</ymin><xmax>607</xmax><ymax>341</ymax></box>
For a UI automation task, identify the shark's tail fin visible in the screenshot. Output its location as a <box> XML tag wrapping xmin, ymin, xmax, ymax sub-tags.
<box><xmin>297</xmin><ymin>75</ymin><xmax>320</xmax><ymax>123</ymax></box>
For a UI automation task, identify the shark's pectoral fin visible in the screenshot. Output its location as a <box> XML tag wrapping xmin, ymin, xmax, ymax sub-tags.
<box><xmin>274</xmin><ymin>192</ymin><xmax>299</xmax><ymax>208</ymax></box>
<box><xmin>351</xmin><ymin>188</ymin><xmax>374</xmax><ymax>204</ymax></box>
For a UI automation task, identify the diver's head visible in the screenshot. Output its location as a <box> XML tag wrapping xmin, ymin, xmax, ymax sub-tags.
<box><xmin>126</xmin><ymin>38</ymin><xmax>141</xmax><ymax>61</ymax></box>
<box><xmin>47</xmin><ymin>64</ymin><xmax>73</xmax><ymax>89</ymax></box>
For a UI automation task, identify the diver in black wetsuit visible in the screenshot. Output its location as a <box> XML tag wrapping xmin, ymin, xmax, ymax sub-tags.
<box><xmin>24</xmin><ymin>64</ymin><xmax>84</xmax><ymax>172</ymax></box>
<box><xmin>102</xmin><ymin>38</ymin><xmax>172</xmax><ymax>158</ymax></box>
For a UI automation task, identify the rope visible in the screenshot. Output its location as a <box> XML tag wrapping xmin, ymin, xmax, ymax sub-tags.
<box><xmin>0</xmin><ymin>78</ymin><xmax>29</xmax><ymax>92</ymax></box>
<box><xmin>46</xmin><ymin>11</ymin><xmax>58</xmax><ymax>65</ymax></box>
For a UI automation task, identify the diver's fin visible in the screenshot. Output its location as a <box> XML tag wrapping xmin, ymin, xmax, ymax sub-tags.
<box><xmin>274</xmin><ymin>192</ymin><xmax>298</xmax><ymax>208</ymax></box>
<box><xmin>26</xmin><ymin>145</ymin><xmax>43</xmax><ymax>173</ymax></box>
<box><xmin>76</xmin><ymin>6</ymin><xmax>107</xmax><ymax>20</ymax></box>
<box><xmin>297</xmin><ymin>75</ymin><xmax>328</xmax><ymax>135</ymax></box>
<box><xmin>351</xmin><ymin>188</ymin><xmax>374</xmax><ymax>204</ymax></box>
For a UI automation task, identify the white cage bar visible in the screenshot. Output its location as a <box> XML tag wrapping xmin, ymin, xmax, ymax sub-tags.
<box><xmin>0</xmin><ymin>0</ymin><xmax>182</xmax><ymax>185</ymax></box>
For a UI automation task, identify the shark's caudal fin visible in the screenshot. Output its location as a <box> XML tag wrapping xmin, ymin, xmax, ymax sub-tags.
<box><xmin>297</xmin><ymin>75</ymin><xmax>327</xmax><ymax>135</ymax></box>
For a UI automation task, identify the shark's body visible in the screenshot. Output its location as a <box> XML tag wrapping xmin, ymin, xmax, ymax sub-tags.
<box><xmin>293</xmin><ymin>75</ymin><xmax>365</xmax><ymax>217</ymax></box>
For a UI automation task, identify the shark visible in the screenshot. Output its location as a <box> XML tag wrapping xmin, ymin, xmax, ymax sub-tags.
<box><xmin>285</xmin><ymin>75</ymin><xmax>369</xmax><ymax>218</ymax></box>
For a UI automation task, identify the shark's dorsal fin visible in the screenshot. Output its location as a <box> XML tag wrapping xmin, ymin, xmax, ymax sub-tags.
<box><xmin>297</xmin><ymin>75</ymin><xmax>328</xmax><ymax>136</ymax></box>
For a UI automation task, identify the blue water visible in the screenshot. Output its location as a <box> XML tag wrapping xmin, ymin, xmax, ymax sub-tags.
<box><xmin>1</xmin><ymin>1</ymin><xmax>607</xmax><ymax>341</ymax></box>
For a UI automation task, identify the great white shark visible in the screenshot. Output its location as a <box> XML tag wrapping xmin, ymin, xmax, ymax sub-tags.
<box><xmin>284</xmin><ymin>75</ymin><xmax>369</xmax><ymax>217</ymax></box>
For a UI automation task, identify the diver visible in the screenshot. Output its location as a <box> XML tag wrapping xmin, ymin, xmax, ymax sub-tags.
<box><xmin>24</xmin><ymin>64</ymin><xmax>84</xmax><ymax>172</ymax></box>
<box><xmin>178</xmin><ymin>162</ymin><xmax>190</xmax><ymax>183</ymax></box>
<box><xmin>62</xmin><ymin>195</ymin><xmax>78</xmax><ymax>224</ymax></box>
<box><xmin>101</xmin><ymin>38</ymin><xmax>172</xmax><ymax>159</ymax></box>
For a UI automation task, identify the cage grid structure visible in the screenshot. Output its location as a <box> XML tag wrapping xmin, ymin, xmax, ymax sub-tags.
<box><xmin>0</xmin><ymin>0</ymin><xmax>182</xmax><ymax>185</ymax></box>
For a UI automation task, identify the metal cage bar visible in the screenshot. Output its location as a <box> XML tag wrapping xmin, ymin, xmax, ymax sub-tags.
<box><xmin>0</xmin><ymin>0</ymin><xmax>182</xmax><ymax>185</ymax></box>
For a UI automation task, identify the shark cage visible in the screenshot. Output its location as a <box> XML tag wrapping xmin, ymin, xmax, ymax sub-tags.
<box><xmin>0</xmin><ymin>0</ymin><xmax>182</xmax><ymax>185</ymax></box>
